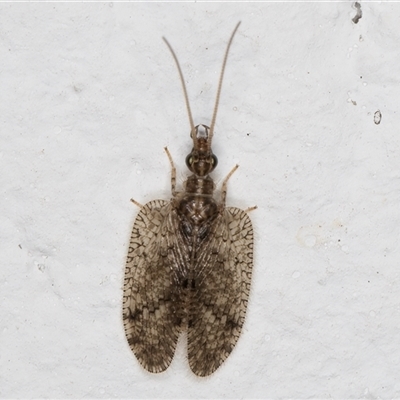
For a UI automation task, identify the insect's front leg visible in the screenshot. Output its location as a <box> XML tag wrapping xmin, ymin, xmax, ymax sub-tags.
<box><xmin>164</xmin><ymin>147</ymin><xmax>177</xmax><ymax>196</ymax></box>
<box><xmin>220</xmin><ymin>164</ymin><xmax>239</xmax><ymax>207</ymax></box>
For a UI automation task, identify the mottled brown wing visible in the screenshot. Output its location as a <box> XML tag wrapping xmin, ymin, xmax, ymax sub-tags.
<box><xmin>187</xmin><ymin>207</ymin><xmax>254</xmax><ymax>377</ymax></box>
<box><xmin>123</xmin><ymin>199</ymin><xmax>184</xmax><ymax>373</ymax></box>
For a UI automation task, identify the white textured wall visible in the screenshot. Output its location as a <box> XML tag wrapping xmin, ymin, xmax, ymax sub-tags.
<box><xmin>2</xmin><ymin>2</ymin><xmax>400</xmax><ymax>398</ymax></box>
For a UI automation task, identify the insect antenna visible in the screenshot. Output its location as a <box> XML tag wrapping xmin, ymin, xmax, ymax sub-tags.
<box><xmin>208</xmin><ymin>21</ymin><xmax>241</xmax><ymax>150</ymax></box>
<box><xmin>163</xmin><ymin>22</ymin><xmax>241</xmax><ymax>151</ymax></box>
<box><xmin>162</xmin><ymin>36</ymin><xmax>197</xmax><ymax>146</ymax></box>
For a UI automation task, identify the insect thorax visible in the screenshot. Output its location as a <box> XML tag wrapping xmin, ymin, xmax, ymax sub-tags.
<box><xmin>175</xmin><ymin>175</ymin><xmax>219</xmax><ymax>230</ymax></box>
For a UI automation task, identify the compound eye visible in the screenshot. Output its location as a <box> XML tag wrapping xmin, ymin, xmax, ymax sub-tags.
<box><xmin>185</xmin><ymin>154</ymin><xmax>193</xmax><ymax>168</ymax></box>
<box><xmin>186</xmin><ymin>153</ymin><xmax>199</xmax><ymax>171</ymax></box>
<box><xmin>211</xmin><ymin>154</ymin><xmax>218</xmax><ymax>169</ymax></box>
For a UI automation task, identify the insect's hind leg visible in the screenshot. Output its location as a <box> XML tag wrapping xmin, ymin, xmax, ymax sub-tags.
<box><xmin>164</xmin><ymin>147</ymin><xmax>177</xmax><ymax>196</ymax></box>
<box><xmin>220</xmin><ymin>164</ymin><xmax>239</xmax><ymax>206</ymax></box>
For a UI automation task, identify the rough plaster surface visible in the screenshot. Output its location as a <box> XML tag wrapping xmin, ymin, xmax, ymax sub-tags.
<box><xmin>1</xmin><ymin>2</ymin><xmax>400</xmax><ymax>399</ymax></box>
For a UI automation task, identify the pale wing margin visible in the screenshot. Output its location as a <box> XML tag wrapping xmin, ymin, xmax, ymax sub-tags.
<box><xmin>123</xmin><ymin>199</ymin><xmax>181</xmax><ymax>373</ymax></box>
<box><xmin>187</xmin><ymin>207</ymin><xmax>254</xmax><ymax>377</ymax></box>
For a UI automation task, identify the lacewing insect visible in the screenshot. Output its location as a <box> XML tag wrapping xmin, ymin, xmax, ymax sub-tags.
<box><xmin>123</xmin><ymin>22</ymin><xmax>255</xmax><ymax>377</ymax></box>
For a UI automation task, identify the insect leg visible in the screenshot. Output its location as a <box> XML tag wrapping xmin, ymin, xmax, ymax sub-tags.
<box><xmin>164</xmin><ymin>147</ymin><xmax>177</xmax><ymax>196</ymax></box>
<box><xmin>244</xmin><ymin>205</ymin><xmax>258</xmax><ymax>213</ymax></box>
<box><xmin>220</xmin><ymin>164</ymin><xmax>239</xmax><ymax>206</ymax></box>
<box><xmin>130</xmin><ymin>198</ymin><xmax>144</xmax><ymax>208</ymax></box>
